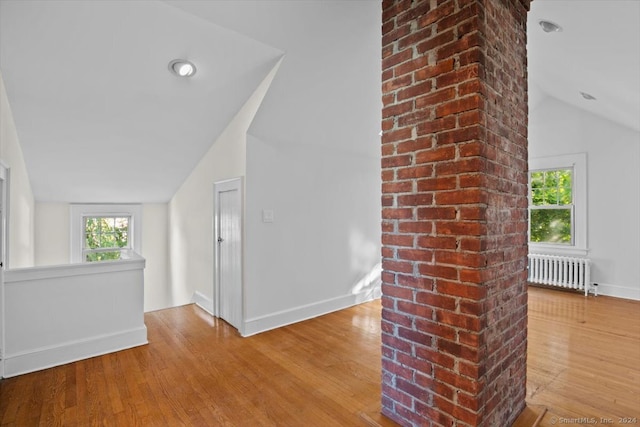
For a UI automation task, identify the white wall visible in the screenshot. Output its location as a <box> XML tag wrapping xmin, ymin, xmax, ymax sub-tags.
<box><xmin>141</xmin><ymin>203</ymin><xmax>169</xmax><ymax>312</ymax></box>
<box><xmin>529</xmin><ymin>96</ymin><xmax>640</xmax><ymax>300</ymax></box>
<box><xmin>34</xmin><ymin>203</ymin><xmax>69</xmax><ymax>266</ymax></box>
<box><xmin>244</xmin><ymin>136</ymin><xmax>381</xmax><ymax>334</ymax></box>
<box><xmin>0</xmin><ymin>72</ymin><xmax>35</xmax><ymax>268</ymax></box>
<box><xmin>238</xmin><ymin>2</ymin><xmax>382</xmax><ymax>334</ymax></box>
<box><xmin>168</xmin><ymin>59</ymin><xmax>282</xmax><ymax>312</ymax></box>
<box><xmin>4</xmin><ymin>254</ymin><xmax>146</xmax><ymax>377</ymax></box>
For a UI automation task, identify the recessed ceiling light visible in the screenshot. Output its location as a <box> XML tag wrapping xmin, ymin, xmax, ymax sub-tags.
<box><xmin>539</xmin><ymin>20</ymin><xmax>562</xmax><ymax>33</ymax></box>
<box><xmin>168</xmin><ymin>59</ymin><xmax>196</xmax><ymax>77</ymax></box>
<box><xmin>580</xmin><ymin>91</ymin><xmax>597</xmax><ymax>101</ymax></box>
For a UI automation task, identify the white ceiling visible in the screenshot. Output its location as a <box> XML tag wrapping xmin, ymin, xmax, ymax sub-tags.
<box><xmin>0</xmin><ymin>0</ymin><xmax>638</xmax><ymax>203</ymax></box>
<box><xmin>165</xmin><ymin>0</ymin><xmax>382</xmax><ymax>156</ymax></box>
<box><xmin>527</xmin><ymin>0</ymin><xmax>640</xmax><ymax>132</ymax></box>
<box><xmin>0</xmin><ymin>0</ymin><xmax>282</xmax><ymax>202</ymax></box>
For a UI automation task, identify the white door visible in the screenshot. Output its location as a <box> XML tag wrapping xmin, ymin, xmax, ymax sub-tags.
<box><xmin>214</xmin><ymin>178</ymin><xmax>243</xmax><ymax>332</ymax></box>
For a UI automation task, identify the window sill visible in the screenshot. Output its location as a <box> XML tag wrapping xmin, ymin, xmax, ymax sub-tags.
<box><xmin>528</xmin><ymin>243</ymin><xmax>589</xmax><ymax>258</ymax></box>
<box><xmin>84</xmin><ymin>249</ymin><xmax>133</xmax><ymax>263</ymax></box>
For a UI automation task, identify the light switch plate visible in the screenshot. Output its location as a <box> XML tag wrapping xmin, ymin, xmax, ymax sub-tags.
<box><xmin>262</xmin><ymin>209</ymin><xmax>274</xmax><ymax>223</ymax></box>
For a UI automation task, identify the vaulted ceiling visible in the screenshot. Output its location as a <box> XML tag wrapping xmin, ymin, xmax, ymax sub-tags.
<box><xmin>0</xmin><ymin>0</ymin><xmax>283</xmax><ymax>202</ymax></box>
<box><xmin>0</xmin><ymin>0</ymin><xmax>638</xmax><ymax>203</ymax></box>
<box><xmin>527</xmin><ymin>0</ymin><xmax>640</xmax><ymax>133</ymax></box>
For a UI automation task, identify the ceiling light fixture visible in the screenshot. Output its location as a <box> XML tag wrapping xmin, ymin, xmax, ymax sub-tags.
<box><xmin>580</xmin><ymin>91</ymin><xmax>597</xmax><ymax>101</ymax></box>
<box><xmin>539</xmin><ymin>20</ymin><xmax>562</xmax><ymax>33</ymax></box>
<box><xmin>168</xmin><ymin>59</ymin><xmax>196</xmax><ymax>77</ymax></box>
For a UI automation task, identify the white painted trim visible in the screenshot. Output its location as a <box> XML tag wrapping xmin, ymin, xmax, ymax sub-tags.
<box><xmin>594</xmin><ymin>283</ymin><xmax>640</xmax><ymax>301</ymax></box>
<box><xmin>0</xmin><ymin>163</ymin><xmax>9</xmax><ymax>269</ymax></box>
<box><xmin>3</xmin><ymin>326</ymin><xmax>148</xmax><ymax>378</ymax></box>
<box><xmin>242</xmin><ymin>287</ymin><xmax>381</xmax><ymax>337</ymax></box>
<box><xmin>0</xmin><ymin>162</ymin><xmax>7</xmax><ymax>379</ymax></box>
<box><xmin>70</xmin><ymin>204</ymin><xmax>143</xmax><ymax>263</ymax></box>
<box><xmin>529</xmin><ymin>153</ymin><xmax>588</xmax><ymax>254</ymax></box>
<box><xmin>528</xmin><ymin>245</ymin><xmax>589</xmax><ymax>258</ymax></box>
<box><xmin>192</xmin><ymin>291</ymin><xmax>214</xmax><ymax>315</ymax></box>
<box><xmin>4</xmin><ymin>251</ymin><xmax>145</xmax><ymax>283</ymax></box>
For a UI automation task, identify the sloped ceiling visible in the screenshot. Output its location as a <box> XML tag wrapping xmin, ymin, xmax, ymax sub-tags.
<box><xmin>0</xmin><ymin>0</ymin><xmax>282</xmax><ymax>202</ymax></box>
<box><xmin>165</xmin><ymin>0</ymin><xmax>383</xmax><ymax>157</ymax></box>
<box><xmin>0</xmin><ymin>0</ymin><xmax>637</xmax><ymax>204</ymax></box>
<box><xmin>527</xmin><ymin>0</ymin><xmax>640</xmax><ymax>133</ymax></box>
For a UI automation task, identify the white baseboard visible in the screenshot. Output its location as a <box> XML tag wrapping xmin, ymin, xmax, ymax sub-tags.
<box><xmin>593</xmin><ymin>283</ymin><xmax>640</xmax><ymax>301</ymax></box>
<box><xmin>190</xmin><ymin>287</ymin><xmax>381</xmax><ymax>337</ymax></box>
<box><xmin>192</xmin><ymin>291</ymin><xmax>214</xmax><ymax>315</ymax></box>
<box><xmin>3</xmin><ymin>326</ymin><xmax>148</xmax><ymax>378</ymax></box>
<box><xmin>242</xmin><ymin>286</ymin><xmax>381</xmax><ymax>337</ymax></box>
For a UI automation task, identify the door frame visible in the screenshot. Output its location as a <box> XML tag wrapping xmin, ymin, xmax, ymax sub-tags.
<box><xmin>213</xmin><ymin>177</ymin><xmax>244</xmax><ymax>333</ymax></box>
<box><xmin>0</xmin><ymin>162</ymin><xmax>9</xmax><ymax>378</ymax></box>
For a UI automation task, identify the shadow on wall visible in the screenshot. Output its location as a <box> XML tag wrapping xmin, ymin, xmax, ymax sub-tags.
<box><xmin>351</xmin><ymin>262</ymin><xmax>382</xmax><ymax>299</ymax></box>
<box><xmin>168</xmin><ymin>207</ymin><xmax>191</xmax><ymax>309</ymax></box>
<box><xmin>11</xmin><ymin>195</ymin><xmax>34</xmax><ymax>268</ymax></box>
<box><xmin>349</xmin><ymin>228</ymin><xmax>381</xmax><ymax>298</ymax></box>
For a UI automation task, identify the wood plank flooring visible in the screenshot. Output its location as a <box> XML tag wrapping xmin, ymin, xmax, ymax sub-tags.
<box><xmin>1</xmin><ymin>301</ymin><xmax>387</xmax><ymax>426</ymax></box>
<box><xmin>516</xmin><ymin>286</ymin><xmax>640</xmax><ymax>427</ymax></box>
<box><xmin>1</xmin><ymin>287</ymin><xmax>639</xmax><ymax>426</ymax></box>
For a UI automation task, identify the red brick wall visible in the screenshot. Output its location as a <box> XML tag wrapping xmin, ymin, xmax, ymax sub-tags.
<box><xmin>381</xmin><ymin>0</ymin><xmax>530</xmax><ymax>425</ymax></box>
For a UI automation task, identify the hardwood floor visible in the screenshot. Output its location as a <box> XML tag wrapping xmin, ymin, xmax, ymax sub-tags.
<box><xmin>516</xmin><ymin>286</ymin><xmax>640</xmax><ymax>427</ymax></box>
<box><xmin>1</xmin><ymin>301</ymin><xmax>388</xmax><ymax>426</ymax></box>
<box><xmin>1</xmin><ymin>287</ymin><xmax>638</xmax><ymax>426</ymax></box>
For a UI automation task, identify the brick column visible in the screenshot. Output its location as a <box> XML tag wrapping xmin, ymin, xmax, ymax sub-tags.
<box><xmin>380</xmin><ymin>0</ymin><xmax>530</xmax><ymax>426</ymax></box>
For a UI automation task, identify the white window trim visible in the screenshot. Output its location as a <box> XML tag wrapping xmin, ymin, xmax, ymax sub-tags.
<box><xmin>70</xmin><ymin>204</ymin><xmax>142</xmax><ymax>263</ymax></box>
<box><xmin>528</xmin><ymin>153</ymin><xmax>588</xmax><ymax>257</ymax></box>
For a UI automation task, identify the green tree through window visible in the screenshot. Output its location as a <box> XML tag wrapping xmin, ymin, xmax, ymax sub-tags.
<box><xmin>83</xmin><ymin>216</ymin><xmax>130</xmax><ymax>261</ymax></box>
<box><xmin>529</xmin><ymin>169</ymin><xmax>573</xmax><ymax>244</ymax></box>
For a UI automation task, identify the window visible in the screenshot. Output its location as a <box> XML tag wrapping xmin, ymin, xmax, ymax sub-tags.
<box><xmin>529</xmin><ymin>168</ymin><xmax>573</xmax><ymax>244</ymax></box>
<box><xmin>71</xmin><ymin>205</ymin><xmax>142</xmax><ymax>263</ymax></box>
<box><xmin>528</xmin><ymin>153</ymin><xmax>587</xmax><ymax>256</ymax></box>
<box><xmin>83</xmin><ymin>216</ymin><xmax>130</xmax><ymax>262</ymax></box>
